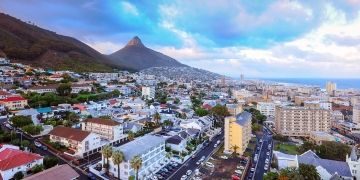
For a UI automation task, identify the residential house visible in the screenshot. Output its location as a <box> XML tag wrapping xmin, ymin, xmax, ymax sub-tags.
<box><xmin>48</xmin><ymin>126</ymin><xmax>102</xmax><ymax>158</ymax></box>
<box><xmin>0</xmin><ymin>147</ymin><xmax>43</xmax><ymax>180</ymax></box>
<box><xmin>24</xmin><ymin>164</ymin><xmax>79</xmax><ymax>180</ymax></box>
<box><xmin>71</xmin><ymin>84</ymin><xmax>92</xmax><ymax>94</ymax></box>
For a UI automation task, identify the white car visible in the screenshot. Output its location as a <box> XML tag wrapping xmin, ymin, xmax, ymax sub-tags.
<box><xmin>34</xmin><ymin>141</ymin><xmax>42</xmax><ymax>147</ymax></box>
<box><xmin>186</xmin><ymin>170</ymin><xmax>192</xmax><ymax>176</ymax></box>
<box><xmin>264</xmin><ymin>164</ymin><xmax>269</xmax><ymax>171</ymax></box>
<box><xmin>181</xmin><ymin>175</ymin><xmax>187</xmax><ymax>180</ymax></box>
<box><xmin>214</xmin><ymin>144</ymin><xmax>218</xmax><ymax>148</ymax></box>
<box><xmin>220</xmin><ymin>155</ymin><xmax>228</xmax><ymax>159</ymax></box>
<box><xmin>250</xmin><ymin>168</ymin><xmax>255</xmax><ymax>172</ymax></box>
<box><xmin>205</xmin><ymin>162</ymin><xmax>214</xmax><ymax>168</ymax></box>
<box><xmin>266</xmin><ymin>152</ymin><xmax>270</xmax><ymax>156</ymax></box>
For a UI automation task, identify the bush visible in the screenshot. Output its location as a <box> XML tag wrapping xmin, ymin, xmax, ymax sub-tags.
<box><xmin>10</xmin><ymin>116</ymin><xmax>33</xmax><ymax>128</ymax></box>
<box><xmin>22</xmin><ymin>125</ymin><xmax>43</xmax><ymax>135</ymax></box>
<box><xmin>31</xmin><ymin>164</ymin><xmax>43</xmax><ymax>174</ymax></box>
<box><xmin>43</xmin><ymin>156</ymin><xmax>59</xmax><ymax>169</ymax></box>
<box><xmin>13</xmin><ymin>171</ymin><xmax>24</xmax><ymax>180</ymax></box>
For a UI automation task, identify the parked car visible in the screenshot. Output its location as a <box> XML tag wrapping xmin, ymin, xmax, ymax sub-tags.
<box><xmin>205</xmin><ymin>162</ymin><xmax>215</xmax><ymax>168</ymax></box>
<box><xmin>235</xmin><ymin>169</ymin><xmax>242</xmax><ymax>174</ymax></box>
<box><xmin>181</xmin><ymin>175</ymin><xmax>187</xmax><ymax>180</ymax></box>
<box><xmin>34</xmin><ymin>141</ymin><xmax>42</xmax><ymax>148</ymax></box>
<box><xmin>220</xmin><ymin>155</ymin><xmax>228</xmax><ymax>159</ymax></box>
<box><xmin>41</xmin><ymin>146</ymin><xmax>48</xmax><ymax>151</ymax></box>
<box><xmin>266</xmin><ymin>152</ymin><xmax>270</xmax><ymax>156</ymax></box>
<box><xmin>186</xmin><ymin>170</ymin><xmax>192</xmax><ymax>176</ymax></box>
<box><xmin>250</xmin><ymin>168</ymin><xmax>255</xmax><ymax>172</ymax></box>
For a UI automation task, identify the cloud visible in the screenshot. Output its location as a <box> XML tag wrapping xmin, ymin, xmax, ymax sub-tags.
<box><xmin>121</xmin><ymin>2</ymin><xmax>139</xmax><ymax>16</ymax></box>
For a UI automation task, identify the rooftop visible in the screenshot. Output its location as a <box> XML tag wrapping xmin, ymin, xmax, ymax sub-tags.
<box><xmin>0</xmin><ymin>148</ymin><xmax>42</xmax><ymax>171</ymax></box>
<box><xmin>49</xmin><ymin>126</ymin><xmax>91</xmax><ymax>142</ymax></box>
<box><xmin>235</xmin><ymin>111</ymin><xmax>252</xmax><ymax>126</ymax></box>
<box><xmin>114</xmin><ymin>135</ymin><xmax>165</xmax><ymax>161</ymax></box>
<box><xmin>84</xmin><ymin>118</ymin><xmax>120</xmax><ymax>126</ymax></box>
<box><xmin>24</xmin><ymin>164</ymin><xmax>79</xmax><ymax>180</ymax></box>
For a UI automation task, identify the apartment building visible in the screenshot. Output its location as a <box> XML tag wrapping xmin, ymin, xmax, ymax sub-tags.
<box><xmin>0</xmin><ymin>96</ymin><xmax>28</xmax><ymax>110</ymax></box>
<box><xmin>226</xmin><ymin>103</ymin><xmax>243</xmax><ymax>116</ymax></box>
<box><xmin>105</xmin><ymin>135</ymin><xmax>166</xmax><ymax>179</ymax></box>
<box><xmin>275</xmin><ymin>106</ymin><xmax>332</xmax><ymax>137</ymax></box>
<box><xmin>49</xmin><ymin>126</ymin><xmax>102</xmax><ymax>158</ymax></box>
<box><xmin>141</xmin><ymin>86</ymin><xmax>155</xmax><ymax>100</ymax></box>
<box><xmin>326</xmin><ymin>81</ymin><xmax>337</xmax><ymax>95</ymax></box>
<box><xmin>353</xmin><ymin>104</ymin><xmax>360</xmax><ymax>125</ymax></box>
<box><xmin>82</xmin><ymin>118</ymin><xmax>126</xmax><ymax>144</ymax></box>
<box><xmin>224</xmin><ymin>111</ymin><xmax>252</xmax><ymax>155</ymax></box>
<box><xmin>257</xmin><ymin>102</ymin><xmax>276</xmax><ymax>116</ymax></box>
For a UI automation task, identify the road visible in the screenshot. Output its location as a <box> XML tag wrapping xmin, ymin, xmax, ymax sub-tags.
<box><xmin>168</xmin><ymin>132</ymin><xmax>224</xmax><ymax>180</ymax></box>
<box><xmin>245</xmin><ymin>127</ymin><xmax>273</xmax><ymax>180</ymax></box>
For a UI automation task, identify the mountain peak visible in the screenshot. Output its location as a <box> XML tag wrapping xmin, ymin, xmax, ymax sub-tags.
<box><xmin>126</xmin><ymin>36</ymin><xmax>145</xmax><ymax>47</ymax></box>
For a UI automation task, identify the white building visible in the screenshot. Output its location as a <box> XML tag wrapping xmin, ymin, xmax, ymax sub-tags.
<box><xmin>142</xmin><ymin>86</ymin><xmax>155</xmax><ymax>100</ymax></box>
<box><xmin>347</xmin><ymin>146</ymin><xmax>360</xmax><ymax>180</ymax></box>
<box><xmin>49</xmin><ymin>126</ymin><xmax>103</xmax><ymax>158</ymax></box>
<box><xmin>0</xmin><ymin>147</ymin><xmax>43</xmax><ymax>180</ymax></box>
<box><xmin>256</xmin><ymin>102</ymin><xmax>276</xmax><ymax>116</ymax></box>
<box><xmin>82</xmin><ymin>118</ymin><xmax>127</xmax><ymax>144</ymax></box>
<box><xmin>353</xmin><ymin>104</ymin><xmax>360</xmax><ymax>125</ymax></box>
<box><xmin>105</xmin><ymin>135</ymin><xmax>166</xmax><ymax>179</ymax></box>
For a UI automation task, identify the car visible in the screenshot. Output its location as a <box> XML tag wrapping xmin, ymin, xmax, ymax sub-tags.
<box><xmin>234</xmin><ymin>170</ymin><xmax>242</xmax><ymax>174</ymax></box>
<box><xmin>220</xmin><ymin>155</ymin><xmax>228</xmax><ymax>159</ymax></box>
<box><xmin>237</xmin><ymin>165</ymin><xmax>244</xmax><ymax>170</ymax></box>
<box><xmin>232</xmin><ymin>175</ymin><xmax>241</xmax><ymax>180</ymax></box>
<box><xmin>200</xmin><ymin>156</ymin><xmax>205</xmax><ymax>161</ymax></box>
<box><xmin>214</xmin><ymin>144</ymin><xmax>218</xmax><ymax>148</ymax></box>
<box><xmin>257</xmin><ymin>146</ymin><xmax>260</xmax><ymax>150</ymax></box>
<box><xmin>196</xmin><ymin>161</ymin><xmax>201</xmax><ymax>165</ymax></box>
<box><xmin>250</xmin><ymin>168</ymin><xmax>255</xmax><ymax>172</ymax></box>
<box><xmin>41</xmin><ymin>146</ymin><xmax>48</xmax><ymax>151</ymax></box>
<box><xmin>195</xmin><ymin>168</ymin><xmax>200</xmax><ymax>175</ymax></box>
<box><xmin>192</xmin><ymin>155</ymin><xmax>196</xmax><ymax>159</ymax></box>
<box><xmin>186</xmin><ymin>170</ymin><xmax>192</xmax><ymax>175</ymax></box>
<box><xmin>217</xmin><ymin>140</ymin><xmax>220</xmax><ymax>144</ymax></box>
<box><xmin>34</xmin><ymin>141</ymin><xmax>42</xmax><ymax>147</ymax></box>
<box><xmin>264</xmin><ymin>165</ymin><xmax>269</xmax><ymax>171</ymax></box>
<box><xmin>205</xmin><ymin>162</ymin><xmax>214</xmax><ymax>168</ymax></box>
<box><xmin>181</xmin><ymin>175</ymin><xmax>187</xmax><ymax>180</ymax></box>
<box><xmin>266</xmin><ymin>152</ymin><xmax>270</xmax><ymax>156</ymax></box>
<box><xmin>259</xmin><ymin>139</ymin><xmax>263</xmax><ymax>143</ymax></box>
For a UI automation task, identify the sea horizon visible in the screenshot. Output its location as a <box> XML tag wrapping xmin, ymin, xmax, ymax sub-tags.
<box><xmin>247</xmin><ymin>78</ymin><xmax>360</xmax><ymax>90</ymax></box>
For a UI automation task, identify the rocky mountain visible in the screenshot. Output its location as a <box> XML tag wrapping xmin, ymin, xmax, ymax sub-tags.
<box><xmin>0</xmin><ymin>13</ymin><xmax>125</xmax><ymax>72</ymax></box>
<box><xmin>108</xmin><ymin>36</ymin><xmax>187</xmax><ymax>70</ymax></box>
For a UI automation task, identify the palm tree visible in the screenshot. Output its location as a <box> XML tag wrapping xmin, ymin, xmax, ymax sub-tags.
<box><xmin>153</xmin><ymin>112</ymin><xmax>161</xmax><ymax>125</ymax></box>
<box><xmin>127</xmin><ymin>131</ymin><xmax>135</xmax><ymax>141</ymax></box>
<box><xmin>101</xmin><ymin>145</ymin><xmax>113</xmax><ymax>170</ymax></box>
<box><xmin>130</xmin><ymin>155</ymin><xmax>142</xmax><ymax>180</ymax></box>
<box><xmin>112</xmin><ymin>150</ymin><xmax>125</xmax><ymax>180</ymax></box>
<box><xmin>232</xmin><ymin>145</ymin><xmax>239</xmax><ymax>155</ymax></box>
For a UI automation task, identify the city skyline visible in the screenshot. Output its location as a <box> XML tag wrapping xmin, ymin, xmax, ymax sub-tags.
<box><xmin>1</xmin><ymin>0</ymin><xmax>360</xmax><ymax>78</ymax></box>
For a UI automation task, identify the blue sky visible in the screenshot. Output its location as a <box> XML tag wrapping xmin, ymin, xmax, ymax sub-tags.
<box><xmin>1</xmin><ymin>0</ymin><xmax>360</xmax><ymax>78</ymax></box>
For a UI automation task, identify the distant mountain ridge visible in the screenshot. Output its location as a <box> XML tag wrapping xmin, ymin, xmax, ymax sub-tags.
<box><xmin>0</xmin><ymin>13</ymin><xmax>126</xmax><ymax>72</ymax></box>
<box><xmin>108</xmin><ymin>36</ymin><xmax>187</xmax><ymax>70</ymax></box>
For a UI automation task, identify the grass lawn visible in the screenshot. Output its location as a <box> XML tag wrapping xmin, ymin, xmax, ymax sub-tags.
<box><xmin>274</xmin><ymin>143</ymin><xmax>299</xmax><ymax>155</ymax></box>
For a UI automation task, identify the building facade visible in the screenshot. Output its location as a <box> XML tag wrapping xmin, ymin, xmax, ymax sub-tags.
<box><xmin>224</xmin><ymin>111</ymin><xmax>252</xmax><ymax>155</ymax></box>
<box><xmin>353</xmin><ymin>104</ymin><xmax>360</xmax><ymax>125</ymax></box>
<box><xmin>256</xmin><ymin>102</ymin><xmax>276</xmax><ymax>116</ymax></box>
<box><xmin>141</xmin><ymin>86</ymin><xmax>155</xmax><ymax>100</ymax></box>
<box><xmin>82</xmin><ymin>118</ymin><xmax>125</xmax><ymax>144</ymax></box>
<box><xmin>275</xmin><ymin>106</ymin><xmax>332</xmax><ymax>137</ymax></box>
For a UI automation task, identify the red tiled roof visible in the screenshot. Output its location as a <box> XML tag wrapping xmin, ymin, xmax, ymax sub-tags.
<box><xmin>49</xmin><ymin>126</ymin><xmax>90</xmax><ymax>142</ymax></box>
<box><xmin>0</xmin><ymin>148</ymin><xmax>42</xmax><ymax>171</ymax></box>
<box><xmin>0</xmin><ymin>96</ymin><xmax>26</xmax><ymax>102</ymax></box>
<box><xmin>0</xmin><ymin>91</ymin><xmax>11</xmax><ymax>96</ymax></box>
<box><xmin>84</xmin><ymin>118</ymin><xmax>120</xmax><ymax>126</ymax></box>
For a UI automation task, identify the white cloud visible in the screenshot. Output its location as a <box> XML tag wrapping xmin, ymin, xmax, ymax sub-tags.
<box><xmin>121</xmin><ymin>2</ymin><xmax>139</xmax><ymax>16</ymax></box>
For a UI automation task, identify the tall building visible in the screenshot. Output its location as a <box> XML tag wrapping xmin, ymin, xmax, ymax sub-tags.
<box><xmin>326</xmin><ymin>81</ymin><xmax>337</xmax><ymax>95</ymax></box>
<box><xmin>141</xmin><ymin>86</ymin><xmax>155</xmax><ymax>100</ymax></box>
<box><xmin>257</xmin><ymin>102</ymin><xmax>276</xmax><ymax>116</ymax></box>
<box><xmin>275</xmin><ymin>106</ymin><xmax>332</xmax><ymax>137</ymax></box>
<box><xmin>353</xmin><ymin>104</ymin><xmax>360</xmax><ymax>125</ymax></box>
<box><xmin>224</xmin><ymin>111</ymin><xmax>252</xmax><ymax>155</ymax></box>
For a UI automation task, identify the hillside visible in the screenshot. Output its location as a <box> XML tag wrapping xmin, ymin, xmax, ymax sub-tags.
<box><xmin>108</xmin><ymin>36</ymin><xmax>187</xmax><ymax>70</ymax></box>
<box><xmin>0</xmin><ymin>13</ymin><xmax>124</xmax><ymax>72</ymax></box>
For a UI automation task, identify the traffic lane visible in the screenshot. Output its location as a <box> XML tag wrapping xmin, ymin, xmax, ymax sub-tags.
<box><xmin>168</xmin><ymin>134</ymin><xmax>223</xmax><ymax>180</ymax></box>
<box><xmin>253</xmin><ymin>139</ymin><xmax>268</xmax><ymax>180</ymax></box>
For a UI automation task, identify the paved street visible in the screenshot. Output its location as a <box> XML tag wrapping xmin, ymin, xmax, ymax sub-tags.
<box><xmin>248</xmin><ymin>127</ymin><xmax>273</xmax><ymax>180</ymax></box>
<box><xmin>168</xmin><ymin>132</ymin><xmax>224</xmax><ymax>180</ymax></box>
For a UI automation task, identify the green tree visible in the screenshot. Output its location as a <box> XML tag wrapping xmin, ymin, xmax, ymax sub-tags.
<box><xmin>298</xmin><ymin>164</ymin><xmax>320</xmax><ymax>180</ymax></box>
<box><xmin>130</xmin><ymin>155</ymin><xmax>143</xmax><ymax>180</ymax></box>
<box><xmin>22</xmin><ymin>125</ymin><xmax>43</xmax><ymax>135</ymax></box>
<box><xmin>13</xmin><ymin>171</ymin><xmax>24</xmax><ymax>180</ymax></box>
<box><xmin>195</xmin><ymin>108</ymin><xmax>209</xmax><ymax>117</ymax></box>
<box><xmin>210</xmin><ymin>105</ymin><xmax>230</xmax><ymax>126</ymax></box>
<box><xmin>20</xmin><ymin>140</ymin><xmax>30</xmax><ymax>148</ymax></box>
<box><xmin>263</xmin><ymin>172</ymin><xmax>279</xmax><ymax>180</ymax></box>
<box><xmin>153</xmin><ymin>112</ymin><xmax>161</xmax><ymax>125</ymax></box>
<box><xmin>112</xmin><ymin>150</ymin><xmax>125</xmax><ymax>180</ymax></box>
<box><xmin>10</xmin><ymin>116</ymin><xmax>33</xmax><ymax>128</ymax></box>
<box><xmin>56</xmin><ymin>83</ymin><xmax>72</xmax><ymax>96</ymax></box>
<box><xmin>43</xmin><ymin>156</ymin><xmax>59</xmax><ymax>169</ymax></box>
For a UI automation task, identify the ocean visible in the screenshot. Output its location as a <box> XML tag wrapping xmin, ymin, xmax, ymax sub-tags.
<box><xmin>256</xmin><ymin>78</ymin><xmax>360</xmax><ymax>90</ymax></box>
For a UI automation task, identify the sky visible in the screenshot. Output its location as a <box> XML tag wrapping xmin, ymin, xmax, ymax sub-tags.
<box><xmin>1</xmin><ymin>0</ymin><xmax>360</xmax><ymax>78</ymax></box>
